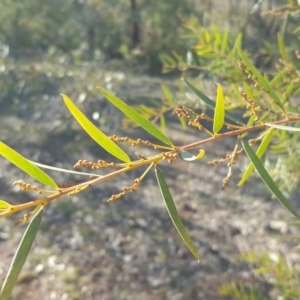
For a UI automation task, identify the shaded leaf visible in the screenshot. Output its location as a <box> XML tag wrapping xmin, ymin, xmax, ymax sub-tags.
<box><xmin>181</xmin><ymin>150</ymin><xmax>205</xmax><ymax>161</ymax></box>
<box><xmin>62</xmin><ymin>94</ymin><xmax>130</xmax><ymax>163</ymax></box>
<box><xmin>183</xmin><ymin>79</ymin><xmax>245</xmax><ymax>126</ymax></box>
<box><xmin>265</xmin><ymin>123</ymin><xmax>300</xmax><ymax>132</ymax></box>
<box><xmin>241</xmin><ymin>139</ymin><xmax>300</xmax><ymax>219</ymax></box>
<box><xmin>238</xmin><ymin>129</ymin><xmax>274</xmax><ymax>186</ymax></box>
<box><xmin>238</xmin><ymin>48</ymin><xmax>286</xmax><ymax>113</ymax></box>
<box><xmin>99</xmin><ymin>88</ymin><xmax>173</xmax><ymax>146</ymax></box>
<box><xmin>155</xmin><ymin>168</ymin><xmax>200</xmax><ymax>261</ymax></box>
<box><xmin>0</xmin><ymin>207</ymin><xmax>44</xmax><ymax>300</ymax></box>
<box><xmin>213</xmin><ymin>84</ymin><xmax>225</xmax><ymax>134</ymax></box>
<box><xmin>0</xmin><ymin>142</ymin><xmax>57</xmax><ymax>189</ymax></box>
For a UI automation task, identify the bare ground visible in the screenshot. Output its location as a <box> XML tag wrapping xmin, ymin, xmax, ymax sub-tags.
<box><xmin>0</xmin><ymin>74</ymin><xmax>300</xmax><ymax>300</ymax></box>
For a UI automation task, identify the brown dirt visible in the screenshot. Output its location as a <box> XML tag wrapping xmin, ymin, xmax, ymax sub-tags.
<box><xmin>0</xmin><ymin>75</ymin><xmax>299</xmax><ymax>300</ymax></box>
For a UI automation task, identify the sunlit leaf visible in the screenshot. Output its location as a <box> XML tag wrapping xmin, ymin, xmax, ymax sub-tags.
<box><xmin>183</xmin><ymin>79</ymin><xmax>245</xmax><ymax>126</ymax></box>
<box><xmin>0</xmin><ymin>200</ymin><xmax>12</xmax><ymax>212</ymax></box>
<box><xmin>265</xmin><ymin>123</ymin><xmax>300</xmax><ymax>132</ymax></box>
<box><xmin>0</xmin><ymin>142</ymin><xmax>57</xmax><ymax>189</ymax></box>
<box><xmin>241</xmin><ymin>115</ymin><xmax>255</xmax><ymax>139</ymax></box>
<box><xmin>238</xmin><ymin>48</ymin><xmax>286</xmax><ymax>113</ymax></box>
<box><xmin>242</xmin><ymin>81</ymin><xmax>255</xmax><ymax>99</ymax></box>
<box><xmin>213</xmin><ymin>84</ymin><xmax>225</xmax><ymax>134</ymax></box>
<box><xmin>179</xmin><ymin>117</ymin><xmax>187</xmax><ymax>130</ymax></box>
<box><xmin>241</xmin><ymin>139</ymin><xmax>300</xmax><ymax>219</ymax></box>
<box><xmin>181</xmin><ymin>150</ymin><xmax>205</xmax><ymax>161</ymax></box>
<box><xmin>204</xmin><ymin>30</ymin><xmax>211</xmax><ymax>43</ymax></box>
<box><xmin>155</xmin><ymin>168</ymin><xmax>200</xmax><ymax>261</ymax></box>
<box><xmin>0</xmin><ymin>207</ymin><xmax>44</xmax><ymax>300</ymax></box>
<box><xmin>61</xmin><ymin>94</ymin><xmax>130</xmax><ymax>163</ymax></box>
<box><xmin>161</xmin><ymin>85</ymin><xmax>173</xmax><ymax>105</ymax></box>
<box><xmin>98</xmin><ymin>88</ymin><xmax>173</xmax><ymax>146</ymax></box>
<box><xmin>286</xmin><ymin>81</ymin><xmax>295</xmax><ymax>96</ymax></box>
<box><xmin>160</xmin><ymin>115</ymin><xmax>166</xmax><ymax>133</ymax></box>
<box><xmin>221</xmin><ymin>29</ymin><xmax>228</xmax><ymax>53</ymax></box>
<box><xmin>277</xmin><ymin>33</ymin><xmax>289</xmax><ymax>62</ymax></box>
<box><xmin>238</xmin><ymin>129</ymin><xmax>274</xmax><ymax>186</ymax></box>
<box><xmin>29</xmin><ymin>161</ymin><xmax>103</xmax><ymax>177</ymax></box>
<box><xmin>228</xmin><ymin>33</ymin><xmax>242</xmax><ymax>57</ymax></box>
<box><xmin>270</xmin><ymin>145</ymin><xmax>287</xmax><ymax>154</ymax></box>
<box><xmin>139</xmin><ymin>104</ymin><xmax>156</xmax><ymax>115</ymax></box>
<box><xmin>270</xmin><ymin>69</ymin><xmax>288</xmax><ymax>86</ymax></box>
<box><xmin>212</xmin><ymin>25</ymin><xmax>221</xmax><ymax>50</ymax></box>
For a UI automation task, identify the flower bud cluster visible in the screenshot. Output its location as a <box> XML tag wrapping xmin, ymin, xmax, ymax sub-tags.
<box><xmin>107</xmin><ymin>178</ymin><xmax>141</xmax><ymax>202</ymax></box>
<box><xmin>74</xmin><ymin>159</ymin><xmax>117</xmax><ymax>169</ymax></box>
<box><xmin>13</xmin><ymin>180</ymin><xmax>45</xmax><ymax>194</ymax></box>
<box><xmin>208</xmin><ymin>155</ymin><xmax>231</xmax><ymax>166</ymax></box>
<box><xmin>110</xmin><ymin>135</ymin><xmax>152</xmax><ymax>147</ymax></box>
<box><xmin>162</xmin><ymin>152</ymin><xmax>179</xmax><ymax>164</ymax></box>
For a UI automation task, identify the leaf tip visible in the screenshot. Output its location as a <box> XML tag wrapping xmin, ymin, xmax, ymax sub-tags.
<box><xmin>61</xmin><ymin>94</ymin><xmax>69</xmax><ymax>103</ymax></box>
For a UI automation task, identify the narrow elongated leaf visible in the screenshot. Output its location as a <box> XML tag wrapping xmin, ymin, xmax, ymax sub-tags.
<box><xmin>238</xmin><ymin>48</ymin><xmax>286</xmax><ymax>112</ymax></box>
<box><xmin>183</xmin><ymin>79</ymin><xmax>245</xmax><ymax>126</ymax></box>
<box><xmin>242</xmin><ymin>81</ymin><xmax>255</xmax><ymax>99</ymax></box>
<box><xmin>98</xmin><ymin>88</ymin><xmax>173</xmax><ymax>146</ymax></box>
<box><xmin>228</xmin><ymin>33</ymin><xmax>242</xmax><ymax>57</ymax></box>
<box><xmin>139</xmin><ymin>105</ymin><xmax>156</xmax><ymax>115</ymax></box>
<box><xmin>241</xmin><ymin>139</ymin><xmax>300</xmax><ymax>219</ymax></box>
<box><xmin>265</xmin><ymin>123</ymin><xmax>300</xmax><ymax>132</ymax></box>
<box><xmin>29</xmin><ymin>160</ymin><xmax>103</xmax><ymax>177</ymax></box>
<box><xmin>0</xmin><ymin>207</ymin><xmax>44</xmax><ymax>300</ymax></box>
<box><xmin>238</xmin><ymin>129</ymin><xmax>274</xmax><ymax>186</ymax></box>
<box><xmin>62</xmin><ymin>94</ymin><xmax>130</xmax><ymax>163</ymax></box>
<box><xmin>0</xmin><ymin>142</ymin><xmax>57</xmax><ymax>189</ymax></box>
<box><xmin>161</xmin><ymin>85</ymin><xmax>173</xmax><ymax>105</ymax></box>
<box><xmin>181</xmin><ymin>150</ymin><xmax>205</xmax><ymax>161</ymax></box>
<box><xmin>241</xmin><ymin>115</ymin><xmax>255</xmax><ymax>138</ymax></box>
<box><xmin>179</xmin><ymin>117</ymin><xmax>187</xmax><ymax>130</ymax></box>
<box><xmin>277</xmin><ymin>33</ymin><xmax>289</xmax><ymax>62</ymax></box>
<box><xmin>155</xmin><ymin>168</ymin><xmax>200</xmax><ymax>261</ymax></box>
<box><xmin>160</xmin><ymin>114</ymin><xmax>166</xmax><ymax>133</ymax></box>
<box><xmin>213</xmin><ymin>84</ymin><xmax>225</xmax><ymax>134</ymax></box>
<box><xmin>270</xmin><ymin>69</ymin><xmax>288</xmax><ymax>86</ymax></box>
<box><xmin>221</xmin><ymin>29</ymin><xmax>228</xmax><ymax>53</ymax></box>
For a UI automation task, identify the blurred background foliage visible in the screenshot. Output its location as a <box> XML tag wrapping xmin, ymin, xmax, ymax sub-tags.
<box><xmin>219</xmin><ymin>250</ymin><xmax>300</xmax><ymax>300</ymax></box>
<box><xmin>1</xmin><ymin>0</ymin><xmax>300</xmax><ymax>299</ymax></box>
<box><xmin>0</xmin><ymin>0</ymin><xmax>298</xmax><ymax>70</ymax></box>
<box><xmin>159</xmin><ymin>0</ymin><xmax>300</xmax><ymax>195</ymax></box>
<box><xmin>1</xmin><ymin>0</ymin><xmax>299</xmax><ymax>126</ymax></box>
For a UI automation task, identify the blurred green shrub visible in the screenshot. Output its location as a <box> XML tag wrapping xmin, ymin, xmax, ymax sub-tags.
<box><xmin>219</xmin><ymin>250</ymin><xmax>300</xmax><ymax>300</ymax></box>
<box><xmin>0</xmin><ymin>0</ymin><xmax>201</xmax><ymax>70</ymax></box>
<box><xmin>159</xmin><ymin>2</ymin><xmax>300</xmax><ymax>195</ymax></box>
<box><xmin>2</xmin><ymin>0</ymin><xmax>298</xmax><ymax>71</ymax></box>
